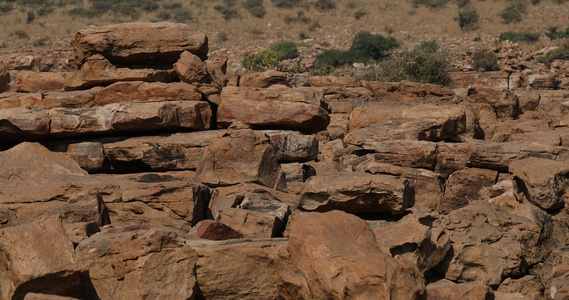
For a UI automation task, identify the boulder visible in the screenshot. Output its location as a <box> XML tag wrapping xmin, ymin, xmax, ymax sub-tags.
<box><xmin>41</xmin><ymin>88</ymin><xmax>100</xmax><ymax>109</ymax></box>
<box><xmin>299</xmin><ymin>171</ymin><xmax>414</xmax><ymax>215</ymax></box>
<box><xmin>467</xmin><ymin>87</ymin><xmax>520</xmax><ymax>119</ymax></box>
<box><xmin>12</xmin><ymin>71</ymin><xmax>71</xmax><ymax>92</ymax></box>
<box><xmin>281</xmin><ymin>211</ymin><xmax>425</xmax><ymax>299</ymax></box>
<box><xmin>262</xmin><ymin>130</ymin><xmax>318</xmax><ymax>163</ymax></box>
<box><xmin>528</xmin><ymin>73</ymin><xmax>558</xmax><ymax>90</ymax></box>
<box><xmin>239</xmin><ymin>70</ymin><xmax>287</xmax><ymax>88</ymax></box>
<box><xmin>92</xmin><ymin>81</ymin><xmax>202</xmax><ymax>106</ymax></box>
<box><xmin>509</xmin><ymin>157</ymin><xmax>569</xmax><ymax>211</ymax></box>
<box><xmin>438</xmin><ymin>167</ymin><xmax>498</xmax><ymax>213</ymax></box>
<box><xmin>65</xmin><ymin>142</ymin><xmax>105</xmax><ymax>172</ymax></box>
<box><xmin>373</xmin><ymin>213</ymin><xmax>451</xmax><ymax>273</ymax></box>
<box><xmin>540</xmin><ymin>246</ymin><xmax>569</xmax><ymax>300</ymax></box>
<box><xmin>346</xmin><ymin>140</ymin><xmax>438</xmax><ymax>169</ymax></box>
<box><xmin>217</xmin><ymin>85</ymin><xmax>330</xmax><ymax>133</ymax></box>
<box><xmin>0</xmin><ymin>92</ymin><xmax>43</xmax><ymax>109</ymax></box>
<box><xmin>195</xmin><ymin>130</ymin><xmax>286</xmax><ymax>190</ymax></box>
<box><xmin>365</xmin><ymin>80</ymin><xmax>455</xmax><ymax>102</ymax></box>
<box><xmin>24</xmin><ymin>293</ymin><xmax>79</xmax><ymax>300</ymax></box>
<box><xmin>449</xmin><ymin>71</ymin><xmax>510</xmax><ymax>90</ymax></box>
<box><xmin>0</xmin><ymin>107</ymin><xmax>50</xmax><ymax>140</ymax></box>
<box><xmin>71</xmin><ymin>22</ymin><xmax>208</xmax><ymax>68</ymax></box>
<box><xmin>496</xmin><ymin>276</ymin><xmax>544</xmax><ymax>300</ymax></box>
<box><xmin>0</xmin><ymin>215</ymin><xmax>80</xmax><ymax>300</ymax></box>
<box><xmin>76</xmin><ymin>227</ymin><xmax>197</xmax><ymax>300</ymax></box>
<box><xmin>188</xmin><ymin>219</ymin><xmax>243</xmax><ymax>240</ymax></box>
<box><xmin>174</xmin><ymin>50</ymin><xmax>210</xmax><ymax>84</ymax></box>
<box><xmin>426</xmin><ymin>280</ymin><xmax>494</xmax><ymax>300</ymax></box>
<box><xmin>0</xmin><ymin>66</ymin><xmax>9</xmax><ymax>92</ymax></box>
<box><xmin>192</xmin><ymin>238</ymin><xmax>288</xmax><ymax>300</ymax></box>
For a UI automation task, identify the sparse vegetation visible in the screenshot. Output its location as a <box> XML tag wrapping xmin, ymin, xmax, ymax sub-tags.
<box><xmin>498</xmin><ymin>2</ymin><xmax>526</xmax><ymax>24</ymax></box>
<box><xmin>243</xmin><ymin>48</ymin><xmax>281</xmax><ymax>72</ymax></box>
<box><xmin>473</xmin><ymin>50</ymin><xmax>500</xmax><ymax>71</ymax></box>
<box><xmin>243</xmin><ymin>0</ymin><xmax>266</xmax><ymax>18</ymax></box>
<box><xmin>0</xmin><ymin>3</ymin><xmax>13</xmax><ymax>14</ymax></box>
<box><xmin>456</xmin><ymin>0</ymin><xmax>470</xmax><ymax>8</ymax></box>
<box><xmin>354</xmin><ymin>9</ymin><xmax>367</xmax><ymax>20</ymax></box>
<box><xmin>498</xmin><ymin>31</ymin><xmax>540</xmax><ymax>43</ymax></box>
<box><xmin>270</xmin><ymin>40</ymin><xmax>299</xmax><ymax>61</ymax></box>
<box><xmin>458</xmin><ymin>7</ymin><xmax>479</xmax><ymax>30</ymax></box>
<box><xmin>284</xmin><ymin>10</ymin><xmax>310</xmax><ymax>24</ymax></box>
<box><xmin>271</xmin><ymin>0</ymin><xmax>302</xmax><ymax>8</ymax></box>
<box><xmin>546</xmin><ymin>27</ymin><xmax>569</xmax><ymax>40</ymax></box>
<box><xmin>214</xmin><ymin>0</ymin><xmax>239</xmax><ymax>20</ymax></box>
<box><xmin>314</xmin><ymin>0</ymin><xmax>336</xmax><ymax>11</ymax></box>
<box><xmin>26</xmin><ymin>11</ymin><xmax>35</xmax><ymax>23</ymax></box>
<box><xmin>412</xmin><ymin>0</ymin><xmax>450</xmax><ymax>8</ymax></box>
<box><xmin>216</xmin><ymin>31</ymin><xmax>228</xmax><ymax>42</ymax></box>
<box><xmin>32</xmin><ymin>36</ymin><xmax>50</xmax><ymax>47</ymax></box>
<box><xmin>12</xmin><ymin>30</ymin><xmax>29</xmax><ymax>39</ymax></box>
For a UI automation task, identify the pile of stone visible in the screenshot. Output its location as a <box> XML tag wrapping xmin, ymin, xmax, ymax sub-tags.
<box><xmin>2</xmin><ymin>22</ymin><xmax>569</xmax><ymax>299</ymax></box>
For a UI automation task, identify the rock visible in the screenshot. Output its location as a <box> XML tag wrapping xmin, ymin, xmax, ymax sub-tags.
<box><xmin>65</xmin><ymin>55</ymin><xmax>177</xmax><ymax>90</ymax></box>
<box><xmin>12</xmin><ymin>71</ymin><xmax>71</xmax><ymax>92</ymax></box>
<box><xmin>24</xmin><ymin>293</ymin><xmax>79</xmax><ymax>300</ymax></box>
<box><xmin>281</xmin><ymin>210</ymin><xmax>425</xmax><ymax>299</ymax></box>
<box><xmin>327</xmin><ymin>113</ymin><xmax>349</xmax><ymax>140</ymax></box>
<box><xmin>435</xmin><ymin>201</ymin><xmax>543</xmax><ymax>286</ymax></box>
<box><xmin>308</xmin><ymin>76</ymin><xmax>362</xmax><ymax>87</ymax></box>
<box><xmin>540</xmin><ymin>246</ymin><xmax>569</xmax><ymax>300</ymax></box>
<box><xmin>426</xmin><ymin>279</ymin><xmax>494</xmax><ymax>300</ymax></box>
<box><xmin>76</xmin><ymin>227</ymin><xmax>197</xmax><ymax>300</ymax></box>
<box><xmin>41</xmin><ymin>88</ymin><xmax>100</xmax><ymax>109</ymax></box>
<box><xmin>66</xmin><ymin>142</ymin><xmax>105</xmax><ymax>172</ymax></box>
<box><xmin>0</xmin><ymin>66</ymin><xmax>9</xmax><ymax>92</ymax></box>
<box><xmin>92</xmin><ymin>81</ymin><xmax>202</xmax><ymax>106</ymax></box>
<box><xmin>467</xmin><ymin>87</ymin><xmax>520</xmax><ymax>119</ymax></box>
<box><xmin>0</xmin><ymin>107</ymin><xmax>50</xmax><ymax>140</ymax></box>
<box><xmin>280</xmin><ymin>162</ymin><xmax>316</xmax><ymax>182</ymax></box>
<box><xmin>514</xmin><ymin>90</ymin><xmax>541</xmax><ymax>112</ymax></box>
<box><xmin>195</xmin><ymin>130</ymin><xmax>286</xmax><ymax>190</ymax></box>
<box><xmin>365</xmin><ymin>80</ymin><xmax>455</xmax><ymax>102</ymax></box>
<box><xmin>0</xmin><ymin>92</ymin><xmax>43</xmax><ymax>109</ymax></box>
<box><xmin>528</xmin><ymin>73</ymin><xmax>558</xmax><ymax>90</ymax></box>
<box><xmin>357</xmin><ymin>162</ymin><xmax>445</xmax><ymax>211</ymax></box>
<box><xmin>373</xmin><ymin>213</ymin><xmax>451</xmax><ymax>273</ymax></box>
<box><xmin>174</xmin><ymin>50</ymin><xmax>210</xmax><ymax>84</ymax></box>
<box><xmin>449</xmin><ymin>71</ymin><xmax>510</xmax><ymax>90</ymax></box>
<box><xmin>0</xmin><ymin>215</ymin><xmax>80</xmax><ymax>300</ymax></box>
<box><xmin>217</xmin><ymin>85</ymin><xmax>330</xmax><ymax>134</ymax></box>
<box><xmin>218</xmin><ymin>208</ymin><xmax>286</xmax><ymax>238</ymax></box>
<box><xmin>188</xmin><ymin>219</ymin><xmax>243</xmax><ymax>240</ymax></box>
<box><xmin>497</xmin><ymin>276</ymin><xmax>544</xmax><ymax>300</ymax></box>
<box><xmin>239</xmin><ymin>70</ymin><xmax>287</xmax><ymax>87</ymax></box>
<box><xmin>509</xmin><ymin>157</ymin><xmax>569</xmax><ymax>211</ymax></box>
<box><xmin>299</xmin><ymin>171</ymin><xmax>414</xmax><ymax>215</ymax></box>
<box><xmin>438</xmin><ymin>167</ymin><xmax>498</xmax><ymax>213</ymax></box>
<box><xmin>49</xmin><ymin>100</ymin><xmax>212</xmax><ymax>138</ymax></box>
<box><xmin>346</xmin><ymin>140</ymin><xmax>438</xmax><ymax>169</ymax></box>
<box><xmin>192</xmin><ymin>238</ymin><xmax>287</xmax><ymax>300</ymax></box>
<box><xmin>71</xmin><ymin>22</ymin><xmax>208</xmax><ymax>68</ymax></box>
<box><xmin>262</xmin><ymin>130</ymin><xmax>318</xmax><ymax>163</ymax></box>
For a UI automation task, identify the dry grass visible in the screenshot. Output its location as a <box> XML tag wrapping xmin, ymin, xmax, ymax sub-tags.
<box><xmin>1</xmin><ymin>0</ymin><xmax>569</xmax><ymax>60</ymax></box>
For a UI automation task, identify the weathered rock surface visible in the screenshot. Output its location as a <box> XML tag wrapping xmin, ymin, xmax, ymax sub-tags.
<box><xmin>92</xmin><ymin>81</ymin><xmax>202</xmax><ymax>105</ymax></box>
<box><xmin>449</xmin><ymin>71</ymin><xmax>510</xmax><ymax>90</ymax></box>
<box><xmin>426</xmin><ymin>279</ymin><xmax>494</xmax><ymax>300</ymax></box>
<box><xmin>0</xmin><ymin>66</ymin><xmax>9</xmax><ymax>92</ymax></box>
<box><xmin>13</xmin><ymin>71</ymin><xmax>71</xmax><ymax>92</ymax></box>
<box><xmin>365</xmin><ymin>80</ymin><xmax>455</xmax><ymax>102</ymax></box>
<box><xmin>347</xmin><ymin>140</ymin><xmax>438</xmax><ymax>169</ymax></box>
<box><xmin>71</xmin><ymin>22</ymin><xmax>208</xmax><ymax>68</ymax></box>
<box><xmin>188</xmin><ymin>219</ymin><xmax>243</xmax><ymax>240</ymax></box>
<box><xmin>240</xmin><ymin>70</ymin><xmax>287</xmax><ymax>88</ymax></box>
<box><xmin>438</xmin><ymin>167</ymin><xmax>498</xmax><ymax>213</ymax></box>
<box><xmin>299</xmin><ymin>171</ymin><xmax>414</xmax><ymax>214</ymax></box>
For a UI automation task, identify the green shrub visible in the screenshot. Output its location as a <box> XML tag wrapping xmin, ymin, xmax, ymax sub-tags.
<box><xmin>37</xmin><ymin>6</ymin><xmax>54</xmax><ymax>16</ymax></box>
<box><xmin>316</xmin><ymin>49</ymin><xmax>350</xmax><ymax>68</ymax></box>
<box><xmin>214</xmin><ymin>5</ymin><xmax>238</xmax><ymax>20</ymax></box>
<box><xmin>243</xmin><ymin>49</ymin><xmax>281</xmax><ymax>72</ymax></box>
<box><xmin>173</xmin><ymin>9</ymin><xmax>192</xmax><ymax>22</ymax></box>
<box><xmin>354</xmin><ymin>9</ymin><xmax>367</xmax><ymax>20</ymax></box>
<box><xmin>26</xmin><ymin>11</ymin><xmax>35</xmax><ymax>23</ymax></box>
<box><xmin>314</xmin><ymin>0</ymin><xmax>335</xmax><ymax>11</ymax></box>
<box><xmin>141</xmin><ymin>1</ymin><xmax>159</xmax><ymax>11</ymax></box>
<box><xmin>412</xmin><ymin>0</ymin><xmax>450</xmax><ymax>8</ymax></box>
<box><xmin>271</xmin><ymin>0</ymin><xmax>301</xmax><ymax>8</ymax></box>
<box><xmin>0</xmin><ymin>4</ymin><xmax>13</xmax><ymax>14</ymax></box>
<box><xmin>243</xmin><ymin>0</ymin><xmax>266</xmax><ymax>18</ymax></box>
<box><xmin>12</xmin><ymin>30</ymin><xmax>29</xmax><ymax>39</ymax></box>
<box><xmin>156</xmin><ymin>11</ymin><xmax>171</xmax><ymax>20</ymax></box>
<box><xmin>473</xmin><ymin>36</ymin><xmax>482</xmax><ymax>42</ymax></box>
<box><xmin>456</xmin><ymin>0</ymin><xmax>470</xmax><ymax>8</ymax></box>
<box><xmin>33</xmin><ymin>37</ymin><xmax>50</xmax><ymax>47</ymax></box>
<box><xmin>473</xmin><ymin>50</ymin><xmax>500</xmax><ymax>71</ymax></box>
<box><xmin>546</xmin><ymin>27</ymin><xmax>569</xmax><ymax>40</ymax></box>
<box><xmin>498</xmin><ymin>31</ymin><xmax>540</xmax><ymax>43</ymax></box>
<box><xmin>545</xmin><ymin>43</ymin><xmax>569</xmax><ymax>62</ymax></box>
<box><xmin>270</xmin><ymin>40</ymin><xmax>299</xmax><ymax>61</ymax></box>
<box><xmin>308</xmin><ymin>20</ymin><xmax>320</xmax><ymax>31</ymax></box>
<box><xmin>162</xmin><ymin>2</ymin><xmax>182</xmax><ymax>9</ymax></box>
<box><xmin>458</xmin><ymin>8</ymin><xmax>479</xmax><ymax>30</ymax></box>
<box><xmin>498</xmin><ymin>3</ymin><xmax>524</xmax><ymax>24</ymax></box>
<box><xmin>535</xmin><ymin>55</ymin><xmax>550</xmax><ymax>67</ymax></box>
<box><xmin>216</xmin><ymin>31</ymin><xmax>228</xmax><ymax>42</ymax></box>
<box><xmin>368</xmin><ymin>41</ymin><xmax>452</xmax><ymax>86</ymax></box>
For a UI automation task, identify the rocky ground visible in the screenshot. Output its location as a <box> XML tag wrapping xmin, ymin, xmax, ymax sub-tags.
<box><xmin>2</xmin><ymin>21</ymin><xmax>569</xmax><ymax>300</ymax></box>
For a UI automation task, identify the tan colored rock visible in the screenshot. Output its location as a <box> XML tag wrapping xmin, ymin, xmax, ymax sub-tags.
<box><xmin>497</xmin><ymin>276</ymin><xmax>544</xmax><ymax>300</ymax></box>
<box><xmin>528</xmin><ymin>73</ymin><xmax>558</xmax><ymax>90</ymax></box>
<box><xmin>365</xmin><ymin>80</ymin><xmax>455</xmax><ymax>102</ymax></box>
<box><xmin>0</xmin><ymin>66</ymin><xmax>9</xmax><ymax>92</ymax></box>
<box><xmin>438</xmin><ymin>167</ymin><xmax>498</xmax><ymax>213</ymax></box>
<box><xmin>300</xmin><ymin>171</ymin><xmax>414</xmax><ymax>215</ymax></box>
<box><xmin>92</xmin><ymin>81</ymin><xmax>201</xmax><ymax>106</ymax></box>
<box><xmin>42</xmin><ymin>88</ymin><xmax>100</xmax><ymax>109</ymax></box>
<box><xmin>346</xmin><ymin>140</ymin><xmax>437</xmax><ymax>169</ymax></box>
<box><xmin>514</xmin><ymin>90</ymin><xmax>541</xmax><ymax>112</ymax></box>
<box><xmin>71</xmin><ymin>22</ymin><xmax>208</xmax><ymax>68</ymax></box>
<box><xmin>426</xmin><ymin>280</ymin><xmax>494</xmax><ymax>300</ymax></box>
<box><xmin>192</xmin><ymin>238</ymin><xmax>287</xmax><ymax>299</ymax></box>
<box><xmin>65</xmin><ymin>142</ymin><xmax>105</xmax><ymax>172</ymax></box>
<box><xmin>263</xmin><ymin>130</ymin><xmax>318</xmax><ymax>162</ymax></box>
<box><xmin>188</xmin><ymin>219</ymin><xmax>243</xmax><ymax>240</ymax></box>
<box><xmin>76</xmin><ymin>228</ymin><xmax>197</xmax><ymax>300</ymax></box>
<box><xmin>65</xmin><ymin>55</ymin><xmax>177</xmax><ymax>90</ymax></box>
<box><xmin>490</xmin><ymin>119</ymin><xmax>551</xmax><ymax>143</ymax></box>
<box><xmin>217</xmin><ymin>85</ymin><xmax>330</xmax><ymax>133</ymax></box>
<box><xmin>358</xmin><ymin>162</ymin><xmax>445</xmax><ymax>211</ymax></box>
<box><xmin>308</xmin><ymin>75</ymin><xmax>362</xmax><ymax>87</ymax></box>
<box><xmin>0</xmin><ymin>107</ymin><xmax>50</xmax><ymax>140</ymax></box>
<box><xmin>24</xmin><ymin>293</ymin><xmax>79</xmax><ymax>300</ymax></box>
<box><xmin>12</xmin><ymin>71</ymin><xmax>71</xmax><ymax>92</ymax></box>
<box><xmin>49</xmin><ymin>100</ymin><xmax>211</xmax><ymax>138</ymax></box>
<box><xmin>218</xmin><ymin>208</ymin><xmax>284</xmax><ymax>238</ymax></box>
<box><xmin>540</xmin><ymin>246</ymin><xmax>569</xmax><ymax>300</ymax></box>
<box><xmin>467</xmin><ymin>87</ymin><xmax>520</xmax><ymax>119</ymax></box>
<box><xmin>509</xmin><ymin>157</ymin><xmax>569</xmax><ymax>211</ymax></box>
<box><xmin>0</xmin><ymin>215</ymin><xmax>80</xmax><ymax>300</ymax></box>
<box><xmin>449</xmin><ymin>71</ymin><xmax>510</xmax><ymax>89</ymax></box>
<box><xmin>0</xmin><ymin>92</ymin><xmax>42</xmax><ymax>109</ymax></box>
<box><xmin>239</xmin><ymin>70</ymin><xmax>287</xmax><ymax>87</ymax></box>
<box><xmin>282</xmin><ymin>211</ymin><xmax>425</xmax><ymax>299</ymax></box>
<box><xmin>174</xmin><ymin>50</ymin><xmax>210</xmax><ymax>84</ymax></box>
<box><xmin>373</xmin><ymin>213</ymin><xmax>451</xmax><ymax>273</ymax></box>
<box><xmin>327</xmin><ymin>113</ymin><xmax>349</xmax><ymax>140</ymax></box>
<box><xmin>195</xmin><ymin>130</ymin><xmax>286</xmax><ymax>190</ymax></box>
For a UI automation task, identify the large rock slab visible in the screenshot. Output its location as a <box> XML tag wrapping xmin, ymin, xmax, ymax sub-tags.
<box><xmin>281</xmin><ymin>211</ymin><xmax>425</xmax><ymax>299</ymax></box>
<box><xmin>449</xmin><ymin>71</ymin><xmax>510</xmax><ymax>90</ymax></box>
<box><xmin>195</xmin><ymin>130</ymin><xmax>286</xmax><ymax>190</ymax></box>
<box><xmin>426</xmin><ymin>280</ymin><xmax>494</xmax><ymax>300</ymax></box>
<box><xmin>239</xmin><ymin>70</ymin><xmax>287</xmax><ymax>88</ymax></box>
<box><xmin>0</xmin><ymin>66</ymin><xmax>9</xmax><ymax>92</ymax></box>
<box><xmin>346</xmin><ymin>140</ymin><xmax>438</xmax><ymax>169</ymax></box>
<box><xmin>217</xmin><ymin>85</ymin><xmax>330</xmax><ymax>133</ymax></box>
<box><xmin>365</xmin><ymin>80</ymin><xmax>455</xmax><ymax>102</ymax></box>
<box><xmin>13</xmin><ymin>71</ymin><xmax>71</xmax><ymax>92</ymax></box>
<box><xmin>0</xmin><ymin>108</ymin><xmax>50</xmax><ymax>140</ymax></box>
<box><xmin>0</xmin><ymin>92</ymin><xmax>43</xmax><ymax>109</ymax></box>
<box><xmin>76</xmin><ymin>227</ymin><xmax>197</xmax><ymax>300</ymax></box>
<box><xmin>92</xmin><ymin>81</ymin><xmax>202</xmax><ymax>106</ymax></box>
<box><xmin>0</xmin><ymin>215</ymin><xmax>80</xmax><ymax>300</ymax></box>
<box><xmin>509</xmin><ymin>157</ymin><xmax>569</xmax><ymax>211</ymax></box>
<box><xmin>71</xmin><ymin>22</ymin><xmax>208</xmax><ymax>68</ymax></box>
<box><xmin>467</xmin><ymin>87</ymin><xmax>520</xmax><ymax>119</ymax></box>
<box><xmin>299</xmin><ymin>171</ymin><xmax>414</xmax><ymax>215</ymax></box>
<box><xmin>438</xmin><ymin>167</ymin><xmax>498</xmax><ymax>213</ymax></box>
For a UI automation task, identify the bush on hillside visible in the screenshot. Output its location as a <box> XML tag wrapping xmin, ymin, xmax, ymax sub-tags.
<box><xmin>271</xmin><ymin>0</ymin><xmax>302</xmax><ymax>8</ymax></box>
<box><xmin>458</xmin><ymin>8</ymin><xmax>479</xmax><ymax>30</ymax></box>
<box><xmin>473</xmin><ymin>50</ymin><xmax>500</xmax><ymax>71</ymax></box>
<box><xmin>456</xmin><ymin>0</ymin><xmax>470</xmax><ymax>8</ymax></box>
<box><xmin>0</xmin><ymin>4</ymin><xmax>14</xmax><ymax>14</ymax></box>
<box><xmin>243</xmin><ymin>49</ymin><xmax>281</xmax><ymax>72</ymax></box>
<box><xmin>498</xmin><ymin>31</ymin><xmax>540</xmax><ymax>43</ymax></box>
<box><xmin>546</xmin><ymin>27</ymin><xmax>569</xmax><ymax>40</ymax></box>
<box><xmin>412</xmin><ymin>0</ymin><xmax>450</xmax><ymax>8</ymax></box>
<box><xmin>314</xmin><ymin>0</ymin><xmax>335</xmax><ymax>11</ymax></box>
<box><xmin>243</xmin><ymin>0</ymin><xmax>266</xmax><ymax>18</ymax></box>
<box><xmin>370</xmin><ymin>41</ymin><xmax>452</xmax><ymax>86</ymax></box>
<box><xmin>270</xmin><ymin>41</ymin><xmax>299</xmax><ymax>61</ymax></box>
<box><xmin>498</xmin><ymin>3</ymin><xmax>525</xmax><ymax>24</ymax></box>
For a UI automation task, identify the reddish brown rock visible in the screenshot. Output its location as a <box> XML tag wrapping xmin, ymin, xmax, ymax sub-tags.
<box><xmin>438</xmin><ymin>167</ymin><xmax>498</xmax><ymax>213</ymax></box>
<box><xmin>65</xmin><ymin>142</ymin><xmax>105</xmax><ymax>172</ymax></box>
<box><xmin>0</xmin><ymin>107</ymin><xmax>50</xmax><ymax>140</ymax></box>
<box><xmin>528</xmin><ymin>73</ymin><xmax>558</xmax><ymax>90</ymax></box>
<box><xmin>0</xmin><ymin>66</ymin><xmax>10</xmax><ymax>92</ymax></box>
<box><xmin>449</xmin><ymin>71</ymin><xmax>510</xmax><ymax>90</ymax></box>
<box><xmin>217</xmin><ymin>86</ymin><xmax>329</xmax><ymax>133</ymax></box>
<box><xmin>71</xmin><ymin>22</ymin><xmax>208</xmax><ymax>68</ymax></box>
<box><xmin>76</xmin><ymin>228</ymin><xmax>197</xmax><ymax>300</ymax></box>
<box><xmin>426</xmin><ymin>280</ymin><xmax>494</xmax><ymax>300</ymax></box>
<box><xmin>308</xmin><ymin>75</ymin><xmax>362</xmax><ymax>87</ymax></box>
<box><xmin>195</xmin><ymin>130</ymin><xmax>286</xmax><ymax>190</ymax></box>
<box><xmin>497</xmin><ymin>276</ymin><xmax>544</xmax><ymax>300</ymax></box>
<box><xmin>92</xmin><ymin>81</ymin><xmax>202</xmax><ymax>106</ymax></box>
<box><xmin>239</xmin><ymin>70</ymin><xmax>287</xmax><ymax>88</ymax></box>
<box><xmin>24</xmin><ymin>293</ymin><xmax>79</xmax><ymax>300</ymax></box>
<box><xmin>347</xmin><ymin>140</ymin><xmax>437</xmax><ymax>169</ymax></box>
<box><xmin>41</xmin><ymin>88</ymin><xmax>100</xmax><ymax>109</ymax></box>
<box><xmin>174</xmin><ymin>50</ymin><xmax>210</xmax><ymax>84</ymax></box>
<box><xmin>509</xmin><ymin>157</ymin><xmax>569</xmax><ymax>211</ymax></box>
<box><xmin>467</xmin><ymin>87</ymin><xmax>520</xmax><ymax>119</ymax></box>
<box><xmin>300</xmin><ymin>171</ymin><xmax>414</xmax><ymax>215</ymax></box>
<box><xmin>282</xmin><ymin>211</ymin><xmax>425</xmax><ymax>299</ymax></box>
<box><xmin>0</xmin><ymin>215</ymin><xmax>80</xmax><ymax>300</ymax></box>
<box><xmin>218</xmin><ymin>208</ymin><xmax>285</xmax><ymax>238</ymax></box>
<box><xmin>514</xmin><ymin>90</ymin><xmax>541</xmax><ymax>112</ymax></box>
<box><xmin>188</xmin><ymin>219</ymin><xmax>243</xmax><ymax>240</ymax></box>
<box><xmin>365</xmin><ymin>80</ymin><xmax>455</xmax><ymax>102</ymax></box>
<box><xmin>263</xmin><ymin>130</ymin><xmax>318</xmax><ymax>163</ymax></box>
<box><xmin>12</xmin><ymin>71</ymin><xmax>71</xmax><ymax>92</ymax></box>
<box><xmin>0</xmin><ymin>92</ymin><xmax>43</xmax><ymax>109</ymax></box>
